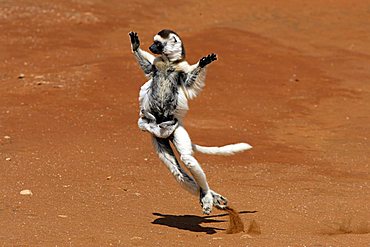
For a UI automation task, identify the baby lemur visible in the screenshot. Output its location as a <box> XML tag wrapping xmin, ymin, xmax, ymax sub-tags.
<box><xmin>129</xmin><ymin>30</ymin><xmax>251</xmax><ymax>214</ymax></box>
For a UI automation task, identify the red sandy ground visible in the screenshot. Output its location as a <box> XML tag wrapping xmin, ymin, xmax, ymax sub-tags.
<box><xmin>1</xmin><ymin>0</ymin><xmax>370</xmax><ymax>246</ymax></box>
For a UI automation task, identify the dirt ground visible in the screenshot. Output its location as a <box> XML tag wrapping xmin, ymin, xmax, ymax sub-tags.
<box><xmin>1</xmin><ymin>0</ymin><xmax>370</xmax><ymax>246</ymax></box>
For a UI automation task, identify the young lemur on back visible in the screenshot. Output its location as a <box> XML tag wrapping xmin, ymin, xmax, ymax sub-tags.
<box><xmin>129</xmin><ymin>30</ymin><xmax>251</xmax><ymax>215</ymax></box>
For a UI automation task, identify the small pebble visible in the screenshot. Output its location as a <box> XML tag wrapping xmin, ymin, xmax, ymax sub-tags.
<box><xmin>130</xmin><ymin>236</ymin><xmax>142</xmax><ymax>240</ymax></box>
<box><xmin>4</xmin><ymin>136</ymin><xmax>10</xmax><ymax>139</ymax></box>
<box><xmin>20</xmin><ymin>189</ymin><xmax>33</xmax><ymax>196</ymax></box>
<box><xmin>5</xmin><ymin>157</ymin><xmax>11</xmax><ymax>161</ymax></box>
<box><xmin>240</xmin><ymin>234</ymin><xmax>253</xmax><ymax>239</ymax></box>
<box><xmin>58</xmin><ymin>214</ymin><xmax>68</xmax><ymax>218</ymax></box>
<box><xmin>18</xmin><ymin>73</ymin><xmax>25</xmax><ymax>79</ymax></box>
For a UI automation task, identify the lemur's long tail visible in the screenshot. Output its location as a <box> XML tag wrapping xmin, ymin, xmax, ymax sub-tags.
<box><xmin>192</xmin><ymin>143</ymin><xmax>252</xmax><ymax>156</ymax></box>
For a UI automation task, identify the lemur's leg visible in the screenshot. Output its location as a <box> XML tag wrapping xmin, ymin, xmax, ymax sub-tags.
<box><xmin>152</xmin><ymin>136</ymin><xmax>199</xmax><ymax>195</ymax></box>
<box><xmin>129</xmin><ymin>32</ymin><xmax>155</xmax><ymax>76</ymax></box>
<box><xmin>171</xmin><ymin>125</ymin><xmax>213</xmax><ymax>215</ymax></box>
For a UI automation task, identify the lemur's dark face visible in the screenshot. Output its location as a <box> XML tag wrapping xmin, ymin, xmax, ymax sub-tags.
<box><xmin>149</xmin><ymin>40</ymin><xmax>164</xmax><ymax>54</ymax></box>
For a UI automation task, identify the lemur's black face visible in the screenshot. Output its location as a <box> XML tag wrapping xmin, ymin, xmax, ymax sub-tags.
<box><xmin>149</xmin><ymin>40</ymin><xmax>164</xmax><ymax>54</ymax></box>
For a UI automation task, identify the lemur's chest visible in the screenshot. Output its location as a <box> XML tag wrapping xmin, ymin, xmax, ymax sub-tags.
<box><xmin>153</xmin><ymin>59</ymin><xmax>178</xmax><ymax>82</ymax></box>
<box><xmin>150</xmin><ymin>59</ymin><xmax>180</xmax><ymax>99</ymax></box>
<box><xmin>146</xmin><ymin>58</ymin><xmax>182</xmax><ymax>122</ymax></box>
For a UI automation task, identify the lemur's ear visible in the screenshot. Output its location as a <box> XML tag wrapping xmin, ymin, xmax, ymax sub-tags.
<box><xmin>173</xmin><ymin>36</ymin><xmax>177</xmax><ymax>43</ymax></box>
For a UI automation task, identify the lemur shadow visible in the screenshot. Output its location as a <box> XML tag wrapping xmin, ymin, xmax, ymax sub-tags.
<box><xmin>152</xmin><ymin>210</ymin><xmax>257</xmax><ymax>235</ymax></box>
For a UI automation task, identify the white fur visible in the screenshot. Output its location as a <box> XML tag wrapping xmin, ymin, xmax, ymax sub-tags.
<box><xmin>164</xmin><ymin>33</ymin><xmax>182</xmax><ymax>61</ymax></box>
<box><xmin>154</xmin><ymin>34</ymin><xmax>165</xmax><ymax>43</ymax></box>
<box><xmin>193</xmin><ymin>143</ymin><xmax>253</xmax><ymax>155</ymax></box>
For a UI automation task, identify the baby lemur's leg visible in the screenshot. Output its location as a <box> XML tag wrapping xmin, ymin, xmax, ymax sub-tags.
<box><xmin>172</xmin><ymin>125</ymin><xmax>213</xmax><ymax>215</ymax></box>
<box><xmin>152</xmin><ymin>136</ymin><xmax>199</xmax><ymax>195</ymax></box>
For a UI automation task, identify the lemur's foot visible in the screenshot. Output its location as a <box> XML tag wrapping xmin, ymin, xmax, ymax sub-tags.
<box><xmin>210</xmin><ymin>190</ymin><xmax>228</xmax><ymax>210</ymax></box>
<box><xmin>200</xmin><ymin>190</ymin><xmax>213</xmax><ymax>215</ymax></box>
<box><xmin>128</xmin><ymin>31</ymin><xmax>140</xmax><ymax>51</ymax></box>
<box><xmin>199</xmin><ymin>53</ymin><xmax>217</xmax><ymax>68</ymax></box>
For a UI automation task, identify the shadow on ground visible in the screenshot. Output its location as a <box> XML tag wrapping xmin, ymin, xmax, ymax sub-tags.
<box><xmin>152</xmin><ymin>210</ymin><xmax>257</xmax><ymax>234</ymax></box>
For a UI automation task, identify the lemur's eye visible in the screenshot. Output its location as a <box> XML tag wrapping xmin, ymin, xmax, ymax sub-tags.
<box><xmin>173</xmin><ymin>37</ymin><xmax>177</xmax><ymax>43</ymax></box>
<box><xmin>153</xmin><ymin>41</ymin><xmax>164</xmax><ymax>52</ymax></box>
<box><xmin>154</xmin><ymin>41</ymin><xmax>163</xmax><ymax>48</ymax></box>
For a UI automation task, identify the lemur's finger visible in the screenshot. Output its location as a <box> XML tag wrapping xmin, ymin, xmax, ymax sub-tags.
<box><xmin>215</xmin><ymin>204</ymin><xmax>228</xmax><ymax>210</ymax></box>
<box><xmin>209</xmin><ymin>53</ymin><xmax>217</xmax><ymax>61</ymax></box>
<box><xmin>129</xmin><ymin>31</ymin><xmax>137</xmax><ymax>37</ymax></box>
<box><xmin>128</xmin><ymin>31</ymin><xmax>136</xmax><ymax>40</ymax></box>
<box><xmin>219</xmin><ymin>195</ymin><xmax>228</xmax><ymax>205</ymax></box>
<box><xmin>129</xmin><ymin>32</ymin><xmax>138</xmax><ymax>42</ymax></box>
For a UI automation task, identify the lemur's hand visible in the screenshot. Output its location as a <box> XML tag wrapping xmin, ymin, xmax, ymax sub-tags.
<box><xmin>141</xmin><ymin>109</ymin><xmax>156</xmax><ymax>122</ymax></box>
<box><xmin>129</xmin><ymin>31</ymin><xmax>140</xmax><ymax>51</ymax></box>
<box><xmin>199</xmin><ymin>53</ymin><xmax>217</xmax><ymax>68</ymax></box>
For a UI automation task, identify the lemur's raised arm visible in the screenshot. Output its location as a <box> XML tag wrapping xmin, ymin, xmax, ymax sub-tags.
<box><xmin>178</xmin><ymin>54</ymin><xmax>217</xmax><ymax>100</ymax></box>
<box><xmin>182</xmin><ymin>53</ymin><xmax>217</xmax><ymax>87</ymax></box>
<box><xmin>129</xmin><ymin>32</ymin><xmax>155</xmax><ymax>77</ymax></box>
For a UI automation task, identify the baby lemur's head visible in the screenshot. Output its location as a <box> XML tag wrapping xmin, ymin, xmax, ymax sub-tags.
<box><xmin>149</xmin><ymin>29</ymin><xmax>185</xmax><ymax>62</ymax></box>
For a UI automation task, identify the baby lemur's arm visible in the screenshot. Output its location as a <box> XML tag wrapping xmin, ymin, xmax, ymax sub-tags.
<box><xmin>129</xmin><ymin>32</ymin><xmax>155</xmax><ymax>77</ymax></box>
